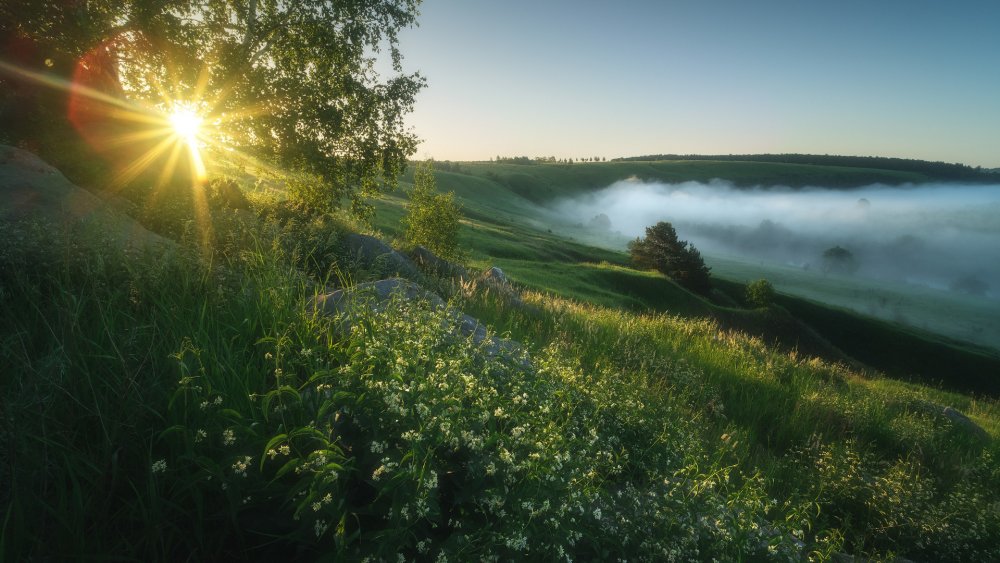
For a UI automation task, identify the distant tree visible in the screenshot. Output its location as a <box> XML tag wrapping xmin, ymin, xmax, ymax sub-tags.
<box><xmin>745</xmin><ymin>279</ymin><xmax>775</xmax><ymax>308</ymax></box>
<box><xmin>403</xmin><ymin>161</ymin><xmax>462</xmax><ymax>262</ymax></box>
<box><xmin>628</xmin><ymin>221</ymin><xmax>711</xmax><ymax>294</ymax></box>
<box><xmin>821</xmin><ymin>245</ymin><xmax>858</xmax><ymax>274</ymax></box>
<box><xmin>950</xmin><ymin>275</ymin><xmax>989</xmax><ymax>297</ymax></box>
<box><xmin>588</xmin><ymin>213</ymin><xmax>612</xmax><ymax>230</ymax></box>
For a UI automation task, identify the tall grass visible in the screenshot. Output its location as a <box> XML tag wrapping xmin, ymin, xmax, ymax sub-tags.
<box><xmin>461</xmin><ymin>289</ymin><xmax>1000</xmax><ymax>560</ymax></box>
<box><xmin>1</xmin><ymin>192</ymin><xmax>997</xmax><ymax>560</ymax></box>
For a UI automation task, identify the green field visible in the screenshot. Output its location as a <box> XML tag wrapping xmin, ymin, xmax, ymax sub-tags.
<box><xmin>5</xmin><ymin>154</ymin><xmax>1000</xmax><ymax>561</ymax></box>
<box><xmin>372</xmin><ymin>160</ymin><xmax>1000</xmax><ymax>394</ymax></box>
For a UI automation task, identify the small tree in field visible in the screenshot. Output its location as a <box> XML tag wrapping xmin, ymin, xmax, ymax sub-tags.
<box><xmin>403</xmin><ymin>161</ymin><xmax>462</xmax><ymax>262</ymax></box>
<box><xmin>821</xmin><ymin>245</ymin><xmax>858</xmax><ymax>274</ymax></box>
<box><xmin>746</xmin><ymin>279</ymin><xmax>775</xmax><ymax>308</ymax></box>
<box><xmin>628</xmin><ymin>221</ymin><xmax>711</xmax><ymax>294</ymax></box>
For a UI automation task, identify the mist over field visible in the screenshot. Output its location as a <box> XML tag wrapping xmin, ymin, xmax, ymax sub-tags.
<box><xmin>554</xmin><ymin>179</ymin><xmax>1000</xmax><ymax>298</ymax></box>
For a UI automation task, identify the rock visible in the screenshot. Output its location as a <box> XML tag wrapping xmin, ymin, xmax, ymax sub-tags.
<box><xmin>409</xmin><ymin>245</ymin><xmax>467</xmax><ymax>279</ymax></box>
<box><xmin>344</xmin><ymin>233</ymin><xmax>421</xmax><ymax>279</ymax></box>
<box><xmin>942</xmin><ymin>406</ymin><xmax>989</xmax><ymax>441</ymax></box>
<box><xmin>311</xmin><ymin>277</ymin><xmax>528</xmax><ymax>366</ymax></box>
<box><xmin>475</xmin><ymin>265</ymin><xmax>542</xmax><ymax>317</ymax></box>
<box><xmin>908</xmin><ymin>400</ymin><xmax>989</xmax><ymax>441</ymax></box>
<box><xmin>0</xmin><ymin>145</ymin><xmax>174</xmax><ymax>253</ymax></box>
<box><xmin>312</xmin><ymin>278</ymin><xmax>444</xmax><ymax>318</ymax></box>
<box><xmin>478</xmin><ymin>266</ymin><xmax>519</xmax><ymax>303</ymax></box>
<box><xmin>479</xmin><ymin>266</ymin><xmax>512</xmax><ymax>291</ymax></box>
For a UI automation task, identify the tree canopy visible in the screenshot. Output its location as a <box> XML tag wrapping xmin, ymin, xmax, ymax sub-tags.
<box><xmin>628</xmin><ymin>221</ymin><xmax>711</xmax><ymax>295</ymax></box>
<box><xmin>1</xmin><ymin>0</ymin><xmax>424</xmax><ymax>209</ymax></box>
<box><xmin>821</xmin><ymin>245</ymin><xmax>858</xmax><ymax>274</ymax></box>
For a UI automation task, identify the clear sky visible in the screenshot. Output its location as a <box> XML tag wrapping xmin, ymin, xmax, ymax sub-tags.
<box><xmin>389</xmin><ymin>0</ymin><xmax>1000</xmax><ymax>167</ymax></box>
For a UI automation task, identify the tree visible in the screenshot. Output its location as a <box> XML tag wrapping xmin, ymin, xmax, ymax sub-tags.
<box><xmin>821</xmin><ymin>245</ymin><xmax>858</xmax><ymax>274</ymax></box>
<box><xmin>402</xmin><ymin>160</ymin><xmax>462</xmax><ymax>262</ymax></box>
<box><xmin>745</xmin><ymin>279</ymin><xmax>775</xmax><ymax>308</ymax></box>
<box><xmin>628</xmin><ymin>221</ymin><xmax>711</xmax><ymax>294</ymax></box>
<box><xmin>1</xmin><ymin>0</ymin><xmax>424</xmax><ymax>214</ymax></box>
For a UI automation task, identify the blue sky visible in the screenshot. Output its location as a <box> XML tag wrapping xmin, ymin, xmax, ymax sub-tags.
<box><xmin>389</xmin><ymin>0</ymin><xmax>1000</xmax><ymax>166</ymax></box>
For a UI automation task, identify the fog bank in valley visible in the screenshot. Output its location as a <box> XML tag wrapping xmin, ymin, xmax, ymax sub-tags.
<box><xmin>553</xmin><ymin>179</ymin><xmax>1000</xmax><ymax>298</ymax></box>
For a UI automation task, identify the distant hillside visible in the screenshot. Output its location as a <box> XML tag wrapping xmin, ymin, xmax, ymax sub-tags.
<box><xmin>377</xmin><ymin>159</ymin><xmax>1000</xmax><ymax>395</ymax></box>
<box><xmin>611</xmin><ymin>153</ymin><xmax>991</xmax><ymax>182</ymax></box>
<box><xmin>419</xmin><ymin>160</ymin><xmax>934</xmax><ymax>206</ymax></box>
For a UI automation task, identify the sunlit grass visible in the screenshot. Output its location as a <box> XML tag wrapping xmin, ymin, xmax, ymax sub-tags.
<box><xmin>2</xmin><ymin>176</ymin><xmax>998</xmax><ymax>560</ymax></box>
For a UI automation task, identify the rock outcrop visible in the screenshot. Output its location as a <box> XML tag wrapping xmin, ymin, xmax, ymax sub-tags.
<box><xmin>408</xmin><ymin>245</ymin><xmax>467</xmax><ymax>279</ymax></box>
<box><xmin>0</xmin><ymin>145</ymin><xmax>174</xmax><ymax>253</ymax></box>
<box><xmin>343</xmin><ymin>233</ymin><xmax>421</xmax><ymax>280</ymax></box>
<box><xmin>312</xmin><ymin>278</ymin><xmax>527</xmax><ymax>365</ymax></box>
<box><xmin>908</xmin><ymin>399</ymin><xmax>990</xmax><ymax>441</ymax></box>
<box><xmin>942</xmin><ymin>406</ymin><xmax>989</xmax><ymax>441</ymax></box>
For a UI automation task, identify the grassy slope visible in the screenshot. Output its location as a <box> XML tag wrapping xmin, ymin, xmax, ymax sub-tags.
<box><xmin>4</xmin><ymin>156</ymin><xmax>1000</xmax><ymax>561</ymax></box>
<box><xmin>376</xmin><ymin>161</ymin><xmax>1000</xmax><ymax>396</ymax></box>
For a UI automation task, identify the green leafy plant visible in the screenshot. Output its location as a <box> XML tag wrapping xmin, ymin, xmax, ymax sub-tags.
<box><xmin>402</xmin><ymin>160</ymin><xmax>463</xmax><ymax>262</ymax></box>
<box><xmin>746</xmin><ymin>278</ymin><xmax>776</xmax><ymax>308</ymax></box>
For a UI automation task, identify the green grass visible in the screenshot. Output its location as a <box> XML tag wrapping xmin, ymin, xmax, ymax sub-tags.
<box><xmin>377</xmin><ymin>162</ymin><xmax>1000</xmax><ymax>395</ymax></box>
<box><xmin>708</xmin><ymin>254</ymin><xmax>1000</xmax><ymax>356</ymax></box>
<box><xmin>3</xmin><ymin>159</ymin><xmax>999</xmax><ymax>561</ymax></box>
<box><xmin>426</xmin><ymin>160</ymin><xmax>931</xmax><ymax>204</ymax></box>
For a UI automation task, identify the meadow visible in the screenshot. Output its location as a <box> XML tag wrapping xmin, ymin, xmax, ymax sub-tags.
<box><xmin>375</xmin><ymin>161</ymin><xmax>1000</xmax><ymax>395</ymax></box>
<box><xmin>2</xmin><ymin>157</ymin><xmax>998</xmax><ymax>561</ymax></box>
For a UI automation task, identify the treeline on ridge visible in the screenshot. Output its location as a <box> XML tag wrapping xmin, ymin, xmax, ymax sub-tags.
<box><xmin>612</xmin><ymin>153</ymin><xmax>992</xmax><ymax>181</ymax></box>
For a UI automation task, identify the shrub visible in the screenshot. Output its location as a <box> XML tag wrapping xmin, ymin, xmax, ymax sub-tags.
<box><xmin>286</xmin><ymin>169</ymin><xmax>335</xmax><ymax>215</ymax></box>
<box><xmin>402</xmin><ymin>160</ymin><xmax>462</xmax><ymax>262</ymax></box>
<box><xmin>821</xmin><ymin>245</ymin><xmax>858</xmax><ymax>274</ymax></box>
<box><xmin>746</xmin><ymin>279</ymin><xmax>776</xmax><ymax>308</ymax></box>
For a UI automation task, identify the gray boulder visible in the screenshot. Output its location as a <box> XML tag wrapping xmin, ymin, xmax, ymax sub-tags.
<box><xmin>908</xmin><ymin>399</ymin><xmax>989</xmax><ymax>441</ymax></box>
<box><xmin>475</xmin><ymin>265</ymin><xmax>542</xmax><ymax>317</ymax></box>
<box><xmin>479</xmin><ymin>266</ymin><xmax>512</xmax><ymax>291</ymax></box>
<box><xmin>409</xmin><ymin>245</ymin><xmax>467</xmax><ymax>279</ymax></box>
<box><xmin>312</xmin><ymin>278</ymin><xmax>445</xmax><ymax>318</ymax></box>
<box><xmin>0</xmin><ymin>145</ymin><xmax>174</xmax><ymax>254</ymax></box>
<box><xmin>311</xmin><ymin>278</ymin><xmax>527</xmax><ymax>365</ymax></box>
<box><xmin>942</xmin><ymin>406</ymin><xmax>989</xmax><ymax>441</ymax></box>
<box><xmin>343</xmin><ymin>233</ymin><xmax>421</xmax><ymax>279</ymax></box>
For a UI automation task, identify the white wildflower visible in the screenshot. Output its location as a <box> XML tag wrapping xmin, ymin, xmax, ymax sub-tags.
<box><xmin>232</xmin><ymin>455</ymin><xmax>252</xmax><ymax>477</ymax></box>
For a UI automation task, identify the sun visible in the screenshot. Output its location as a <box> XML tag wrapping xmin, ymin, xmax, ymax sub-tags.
<box><xmin>169</xmin><ymin>106</ymin><xmax>203</xmax><ymax>142</ymax></box>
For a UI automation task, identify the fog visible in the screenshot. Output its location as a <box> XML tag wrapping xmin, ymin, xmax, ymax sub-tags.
<box><xmin>552</xmin><ymin>179</ymin><xmax>1000</xmax><ymax>299</ymax></box>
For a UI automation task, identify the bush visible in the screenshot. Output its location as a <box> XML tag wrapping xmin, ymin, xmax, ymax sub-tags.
<box><xmin>402</xmin><ymin>160</ymin><xmax>462</xmax><ymax>262</ymax></box>
<box><xmin>286</xmin><ymin>169</ymin><xmax>335</xmax><ymax>215</ymax></box>
<box><xmin>821</xmin><ymin>245</ymin><xmax>858</xmax><ymax>274</ymax></box>
<box><xmin>746</xmin><ymin>279</ymin><xmax>776</xmax><ymax>308</ymax></box>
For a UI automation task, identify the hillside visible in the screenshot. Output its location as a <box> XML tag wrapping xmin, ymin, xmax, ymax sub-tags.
<box><xmin>431</xmin><ymin>159</ymin><xmax>934</xmax><ymax>205</ymax></box>
<box><xmin>611</xmin><ymin>153</ymin><xmax>991</xmax><ymax>182</ymax></box>
<box><xmin>3</xmin><ymin>149</ymin><xmax>999</xmax><ymax>561</ymax></box>
<box><xmin>373</xmin><ymin>160</ymin><xmax>1000</xmax><ymax>396</ymax></box>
